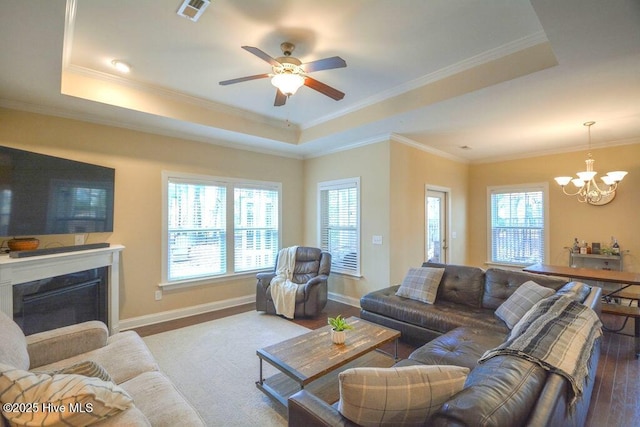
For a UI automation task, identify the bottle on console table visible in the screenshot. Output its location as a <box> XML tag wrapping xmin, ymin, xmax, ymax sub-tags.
<box><xmin>572</xmin><ymin>238</ymin><xmax>580</xmax><ymax>254</ymax></box>
<box><xmin>612</xmin><ymin>238</ymin><xmax>620</xmax><ymax>255</ymax></box>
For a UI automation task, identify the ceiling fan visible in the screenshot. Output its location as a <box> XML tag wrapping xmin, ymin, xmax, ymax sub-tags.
<box><xmin>219</xmin><ymin>42</ymin><xmax>347</xmax><ymax>106</ymax></box>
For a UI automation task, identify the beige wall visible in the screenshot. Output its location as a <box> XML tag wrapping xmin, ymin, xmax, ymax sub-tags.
<box><xmin>3</xmin><ymin>107</ymin><xmax>638</xmax><ymax>322</ymax></box>
<box><xmin>389</xmin><ymin>142</ymin><xmax>469</xmax><ymax>283</ymax></box>
<box><xmin>303</xmin><ymin>142</ymin><xmax>391</xmax><ymax>302</ymax></box>
<box><xmin>468</xmin><ymin>142</ymin><xmax>640</xmax><ymax>272</ymax></box>
<box><xmin>0</xmin><ymin>109</ymin><xmax>304</xmax><ymax>320</ymax></box>
<box><xmin>303</xmin><ymin>140</ymin><xmax>470</xmax><ymax>301</ymax></box>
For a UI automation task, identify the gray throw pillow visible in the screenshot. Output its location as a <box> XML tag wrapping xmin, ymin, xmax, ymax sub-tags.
<box><xmin>495</xmin><ymin>280</ymin><xmax>555</xmax><ymax>329</ymax></box>
<box><xmin>395</xmin><ymin>267</ymin><xmax>445</xmax><ymax>304</ymax></box>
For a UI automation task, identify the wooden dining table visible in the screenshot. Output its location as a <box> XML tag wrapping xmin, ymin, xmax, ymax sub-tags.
<box><xmin>523</xmin><ymin>263</ymin><xmax>640</xmax><ymax>358</ymax></box>
<box><xmin>523</xmin><ymin>263</ymin><xmax>640</xmax><ymax>287</ymax></box>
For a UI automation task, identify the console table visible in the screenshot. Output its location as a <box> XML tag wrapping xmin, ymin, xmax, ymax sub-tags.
<box><xmin>0</xmin><ymin>244</ymin><xmax>124</xmax><ymax>334</ymax></box>
<box><xmin>524</xmin><ymin>263</ymin><xmax>639</xmax><ymax>358</ymax></box>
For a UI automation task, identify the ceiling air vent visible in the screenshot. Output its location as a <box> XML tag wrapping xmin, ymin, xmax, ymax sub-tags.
<box><xmin>177</xmin><ymin>0</ymin><xmax>211</xmax><ymax>22</ymax></box>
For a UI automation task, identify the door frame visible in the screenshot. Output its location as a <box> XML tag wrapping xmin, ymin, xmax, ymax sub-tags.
<box><xmin>425</xmin><ymin>185</ymin><xmax>451</xmax><ymax>264</ymax></box>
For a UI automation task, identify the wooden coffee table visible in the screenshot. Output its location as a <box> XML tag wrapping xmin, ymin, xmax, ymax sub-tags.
<box><xmin>256</xmin><ymin>316</ymin><xmax>400</xmax><ymax>407</ymax></box>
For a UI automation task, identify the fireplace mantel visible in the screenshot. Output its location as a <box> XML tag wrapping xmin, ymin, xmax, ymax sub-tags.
<box><xmin>0</xmin><ymin>244</ymin><xmax>124</xmax><ymax>334</ymax></box>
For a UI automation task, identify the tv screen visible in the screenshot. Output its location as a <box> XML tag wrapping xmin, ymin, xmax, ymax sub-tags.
<box><xmin>0</xmin><ymin>146</ymin><xmax>115</xmax><ymax>236</ymax></box>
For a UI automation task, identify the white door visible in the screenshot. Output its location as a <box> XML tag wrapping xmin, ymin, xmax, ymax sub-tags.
<box><xmin>425</xmin><ymin>189</ymin><xmax>448</xmax><ymax>263</ymax></box>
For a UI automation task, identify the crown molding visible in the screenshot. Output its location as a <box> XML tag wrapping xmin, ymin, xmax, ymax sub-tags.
<box><xmin>471</xmin><ymin>137</ymin><xmax>640</xmax><ymax>164</ymax></box>
<box><xmin>390</xmin><ymin>133</ymin><xmax>469</xmax><ymax>163</ymax></box>
<box><xmin>301</xmin><ymin>31</ymin><xmax>549</xmax><ymax>131</ymax></box>
<box><xmin>0</xmin><ymin>99</ymin><xmax>304</xmax><ymax>160</ymax></box>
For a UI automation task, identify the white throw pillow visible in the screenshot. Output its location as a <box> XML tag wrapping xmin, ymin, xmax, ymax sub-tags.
<box><xmin>395</xmin><ymin>267</ymin><xmax>445</xmax><ymax>304</ymax></box>
<box><xmin>495</xmin><ymin>280</ymin><xmax>555</xmax><ymax>329</ymax></box>
<box><xmin>338</xmin><ymin>365</ymin><xmax>469</xmax><ymax>427</ymax></box>
<box><xmin>0</xmin><ymin>363</ymin><xmax>133</xmax><ymax>426</ymax></box>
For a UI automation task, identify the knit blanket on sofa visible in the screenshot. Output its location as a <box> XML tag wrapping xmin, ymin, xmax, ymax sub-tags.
<box><xmin>270</xmin><ymin>246</ymin><xmax>299</xmax><ymax>319</ymax></box>
<box><xmin>479</xmin><ymin>294</ymin><xmax>602</xmax><ymax>404</ymax></box>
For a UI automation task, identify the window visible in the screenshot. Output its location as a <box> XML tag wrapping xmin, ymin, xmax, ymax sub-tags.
<box><xmin>234</xmin><ymin>186</ymin><xmax>279</xmax><ymax>273</ymax></box>
<box><xmin>488</xmin><ymin>184</ymin><xmax>548</xmax><ymax>266</ymax></box>
<box><xmin>162</xmin><ymin>172</ymin><xmax>280</xmax><ymax>285</ymax></box>
<box><xmin>318</xmin><ymin>178</ymin><xmax>360</xmax><ymax>276</ymax></box>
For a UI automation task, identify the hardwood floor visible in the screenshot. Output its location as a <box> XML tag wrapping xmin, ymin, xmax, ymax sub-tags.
<box><xmin>133</xmin><ymin>301</ymin><xmax>639</xmax><ymax>426</ymax></box>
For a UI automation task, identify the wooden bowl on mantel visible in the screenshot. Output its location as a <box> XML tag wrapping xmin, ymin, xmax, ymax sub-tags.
<box><xmin>8</xmin><ymin>237</ymin><xmax>40</xmax><ymax>251</ymax></box>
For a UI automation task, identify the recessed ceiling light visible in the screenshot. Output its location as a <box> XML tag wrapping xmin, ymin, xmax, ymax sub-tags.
<box><xmin>111</xmin><ymin>60</ymin><xmax>131</xmax><ymax>73</ymax></box>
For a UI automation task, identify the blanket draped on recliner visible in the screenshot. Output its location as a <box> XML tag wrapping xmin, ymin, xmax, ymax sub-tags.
<box><xmin>479</xmin><ymin>294</ymin><xmax>601</xmax><ymax>405</ymax></box>
<box><xmin>269</xmin><ymin>246</ymin><xmax>299</xmax><ymax>319</ymax></box>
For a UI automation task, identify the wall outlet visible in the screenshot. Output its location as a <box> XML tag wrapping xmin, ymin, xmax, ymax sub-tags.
<box><xmin>155</xmin><ymin>290</ymin><xmax>162</xmax><ymax>301</ymax></box>
<box><xmin>74</xmin><ymin>234</ymin><xmax>85</xmax><ymax>245</ymax></box>
<box><xmin>372</xmin><ymin>235</ymin><xmax>383</xmax><ymax>245</ymax></box>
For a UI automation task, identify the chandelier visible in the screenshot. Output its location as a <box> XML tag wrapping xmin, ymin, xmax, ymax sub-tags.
<box><xmin>554</xmin><ymin>121</ymin><xmax>627</xmax><ymax>205</ymax></box>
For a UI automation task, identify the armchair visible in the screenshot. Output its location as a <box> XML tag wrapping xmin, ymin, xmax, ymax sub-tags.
<box><xmin>256</xmin><ymin>247</ymin><xmax>331</xmax><ymax>317</ymax></box>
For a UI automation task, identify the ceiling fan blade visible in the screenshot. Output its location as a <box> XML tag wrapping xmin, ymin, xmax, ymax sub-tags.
<box><xmin>274</xmin><ymin>89</ymin><xmax>287</xmax><ymax>106</ymax></box>
<box><xmin>302</xmin><ymin>56</ymin><xmax>347</xmax><ymax>73</ymax></box>
<box><xmin>219</xmin><ymin>73</ymin><xmax>269</xmax><ymax>85</ymax></box>
<box><xmin>241</xmin><ymin>46</ymin><xmax>281</xmax><ymax>67</ymax></box>
<box><xmin>304</xmin><ymin>77</ymin><xmax>345</xmax><ymax>101</ymax></box>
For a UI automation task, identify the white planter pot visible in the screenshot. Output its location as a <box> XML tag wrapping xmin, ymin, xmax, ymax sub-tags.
<box><xmin>331</xmin><ymin>329</ymin><xmax>346</xmax><ymax>345</ymax></box>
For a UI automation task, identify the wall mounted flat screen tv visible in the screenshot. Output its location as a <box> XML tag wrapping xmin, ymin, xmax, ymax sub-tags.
<box><xmin>0</xmin><ymin>146</ymin><xmax>115</xmax><ymax>237</ymax></box>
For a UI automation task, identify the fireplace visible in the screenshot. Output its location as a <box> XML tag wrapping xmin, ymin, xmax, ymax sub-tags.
<box><xmin>0</xmin><ymin>245</ymin><xmax>123</xmax><ymax>334</ymax></box>
<box><xmin>13</xmin><ymin>268</ymin><xmax>107</xmax><ymax>335</ymax></box>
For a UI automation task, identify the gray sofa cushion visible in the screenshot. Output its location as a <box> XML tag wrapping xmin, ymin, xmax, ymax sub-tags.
<box><xmin>482</xmin><ymin>268</ymin><xmax>568</xmax><ymax>309</ymax></box>
<box><xmin>408</xmin><ymin>327</ymin><xmax>507</xmax><ymax>370</ymax></box>
<box><xmin>423</xmin><ymin>262</ymin><xmax>485</xmax><ymax>308</ymax></box>
<box><xmin>361</xmin><ymin>286</ymin><xmax>508</xmax><ymax>336</ymax></box>
<box><xmin>430</xmin><ymin>355</ymin><xmax>547</xmax><ymax>427</ymax></box>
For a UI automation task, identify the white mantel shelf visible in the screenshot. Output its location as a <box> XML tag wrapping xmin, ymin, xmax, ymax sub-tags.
<box><xmin>0</xmin><ymin>244</ymin><xmax>124</xmax><ymax>334</ymax></box>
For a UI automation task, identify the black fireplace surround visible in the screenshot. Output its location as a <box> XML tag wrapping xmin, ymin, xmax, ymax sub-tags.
<box><xmin>12</xmin><ymin>267</ymin><xmax>108</xmax><ymax>335</ymax></box>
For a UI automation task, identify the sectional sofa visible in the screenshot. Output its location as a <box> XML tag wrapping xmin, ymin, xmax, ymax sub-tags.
<box><xmin>288</xmin><ymin>263</ymin><xmax>602</xmax><ymax>427</ymax></box>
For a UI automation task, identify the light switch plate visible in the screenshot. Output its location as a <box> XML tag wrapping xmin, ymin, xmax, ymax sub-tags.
<box><xmin>372</xmin><ymin>235</ymin><xmax>383</xmax><ymax>245</ymax></box>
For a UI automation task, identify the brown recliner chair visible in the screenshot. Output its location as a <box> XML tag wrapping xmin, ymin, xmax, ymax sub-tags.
<box><xmin>256</xmin><ymin>247</ymin><xmax>331</xmax><ymax>318</ymax></box>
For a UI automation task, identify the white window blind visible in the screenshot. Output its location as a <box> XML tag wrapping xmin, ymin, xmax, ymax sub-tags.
<box><xmin>234</xmin><ymin>186</ymin><xmax>279</xmax><ymax>272</ymax></box>
<box><xmin>163</xmin><ymin>173</ymin><xmax>281</xmax><ymax>285</ymax></box>
<box><xmin>319</xmin><ymin>178</ymin><xmax>360</xmax><ymax>276</ymax></box>
<box><xmin>489</xmin><ymin>185</ymin><xmax>546</xmax><ymax>266</ymax></box>
<box><xmin>167</xmin><ymin>179</ymin><xmax>226</xmax><ymax>281</ymax></box>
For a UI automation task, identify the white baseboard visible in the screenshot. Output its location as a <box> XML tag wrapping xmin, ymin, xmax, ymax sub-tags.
<box><xmin>328</xmin><ymin>292</ymin><xmax>361</xmax><ymax>308</ymax></box>
<box><xmin>118</xmin><ymin>292</ymin><xmax>360</xmax><ymax>331</ymax></box>
<box><xmin>118</xmin><ymin>294</ymin><xmax>255</xmax><ymax>331</ymax></box>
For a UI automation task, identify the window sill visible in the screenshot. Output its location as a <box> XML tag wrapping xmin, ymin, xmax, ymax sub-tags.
<box><xmin>484</xmin><ymin>261</ymin><xmax>533</xmax><ymax>270</ymax></box>
<box><xmin>159</xmin><ymin>269</ymin><xmax>269</xmax><ymax>291</ymax></box>
<box><xmin>332</xmin><ymin>271</ymin><xmax>363</xmax><ymax>279</ymax></box>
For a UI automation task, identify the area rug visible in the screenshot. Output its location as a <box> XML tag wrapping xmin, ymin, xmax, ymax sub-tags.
<box><xmin>142</xmin><ymin>311</ymin><xmax>311</xmax><ymax>426</ymax></box>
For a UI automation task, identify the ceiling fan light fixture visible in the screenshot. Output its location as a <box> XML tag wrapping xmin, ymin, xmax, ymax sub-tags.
<box><xmin>271</xmin><ymin>73</ymin><xmax>305</xmax><ymax>96</ymax></box>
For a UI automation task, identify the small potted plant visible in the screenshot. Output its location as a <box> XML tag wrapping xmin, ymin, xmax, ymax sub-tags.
<box><xmin>328</xmin><ymin>315</ymin><xmax>353</xmax><ymax>344</ymax></box>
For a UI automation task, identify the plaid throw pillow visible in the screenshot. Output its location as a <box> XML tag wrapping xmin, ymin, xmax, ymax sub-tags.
<box><xmin>495</xmin><ymin>280</ymin><xmax>555</xmax><ymax>329</ymax></box>
<box><xmin>338</xmin><ymin>365</ymin><xmax>469</xmax><ymax>426</ymax></box>
<box><xmin>35</xmin><ymin>360</ymin><xmax>113</xmax><ymax>383</ymax></box>
<box><xmin>0</xmin><ymin>363</ymin><xmax>133</xmax><ymax>426</ymax></box>
<box><xmin>395</xmin><ymin>267</ymin><xmax>445</xmax><ymax>304</ymax></box>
